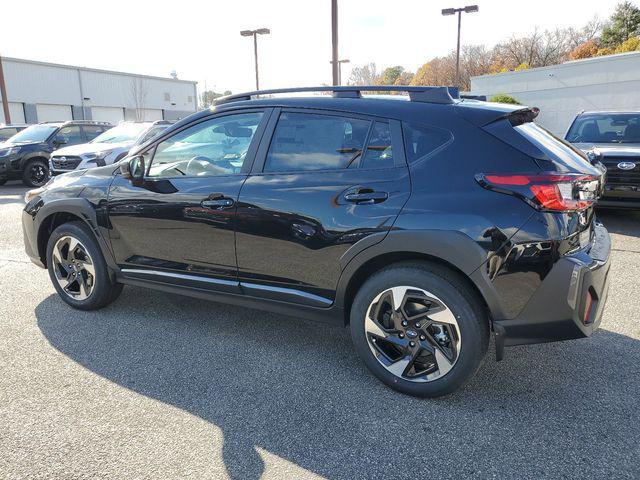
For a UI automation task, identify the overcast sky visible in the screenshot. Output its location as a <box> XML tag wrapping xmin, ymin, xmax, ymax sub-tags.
<box><xmin>0</xmin><ymin>0</ymin><xmax>624</xmax><ymax>93</ymax></box>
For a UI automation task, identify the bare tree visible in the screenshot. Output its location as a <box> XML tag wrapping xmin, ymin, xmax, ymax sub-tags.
<box><xmin>130</xmin><ymin>78</ymin><xmax>149</xmax><ymax>121</ymax></box>
<box><xmin>347</xmin><ymin>63</ymin><xmax>379</xmax><ymax>85</ymax></box>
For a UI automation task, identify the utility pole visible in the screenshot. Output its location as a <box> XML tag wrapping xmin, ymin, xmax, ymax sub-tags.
<box><xmin>331</xmin><ymin>0</ymin><xmax>339</xmax><ymax>86</ymax></box>
<box><xmin>240</xmin><ymin>28</ymin><xmax>271</xmax><ymax>90</ymax></box>
<box><xmin>442</xmin><ymin>5</ymin><xmax>479</xmax><ymax>88</ymax></box>
<box><xmin>0</xmin><ymin>55</ymin><xmax>11</xmax><ymax>124</ymax></box>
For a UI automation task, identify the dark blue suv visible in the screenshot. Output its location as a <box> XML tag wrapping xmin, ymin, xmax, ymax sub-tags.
<box><xmin>22</xmin><ymin>86</ymin><xmax>611</xmax><ymax>397</ymax></box>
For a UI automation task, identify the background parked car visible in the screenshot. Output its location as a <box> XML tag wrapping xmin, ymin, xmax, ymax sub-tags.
<box><xmin>0</xmin><ymin>120</ymin><xmax>111</xmax><ymax>187</ymax></box>
<box><xmin>49</xmin><ymin>121</ymin><xmax>173</xmax><ymax>175</ymax></box>
<box><xmin>565</xmin><ymin>111</ymin><xmax>640</xmax><ymax>209</ymax></box>
<box><xmin>0</xmin><ymin>124</ymin><xmax>30</xmax><ymax>142</ymax></box>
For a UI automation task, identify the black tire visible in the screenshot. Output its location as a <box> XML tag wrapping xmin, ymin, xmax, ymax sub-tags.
<box><xmin>46</xmin><ymin>221</ymin><xmax>123</xmax><ymax>310</ymax></box>
<box><xmin>0</xmin><ymin>178</ymin><xmax>6</xmax><ymax>186</ymax></box>
<box><xmin>350</xmin><ymin>262</ymin><xmax>489</xmax><ymax>397</ymax></box>
<box><xmin>22</xmin><ymin>159</ymin><xmax>49</xmax><ymax>187</ymax></box>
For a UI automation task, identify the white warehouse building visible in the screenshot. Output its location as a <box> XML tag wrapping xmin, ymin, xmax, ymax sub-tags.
<box><xmin>470</xmin><ymin>51</ymin><xmax>640</xmax><ymax>136</ymax></box>
<box><xmin>0</xmin><ymin>57</ymin><xmax>198</xmax><ymax>125</ymax></box>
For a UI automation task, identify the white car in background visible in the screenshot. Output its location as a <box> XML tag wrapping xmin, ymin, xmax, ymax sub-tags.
<box><xmin>49</xmin><ymin>120</ymin><xmax>172</xmax><ymax>175</ymax></box>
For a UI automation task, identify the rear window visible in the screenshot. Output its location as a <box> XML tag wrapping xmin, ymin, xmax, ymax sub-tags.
<box><xmin>515</xmin><ymin>122</ymin><xmax>592</xmax><ymax>172</ymax></box>
<box><xmin>402</xmin><ymin>122</ymin><xmax>452</xmax><ymax>163</ymax></box>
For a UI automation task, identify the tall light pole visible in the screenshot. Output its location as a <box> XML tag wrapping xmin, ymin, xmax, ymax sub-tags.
<box><xmin>442</xmin><ymin>5</ymin><xmax>478</xmax><ymax>88</ymax></box>
<box><xmin>0</xmin><ymin>55</ymin><xmax>10</xmax><ymax>124</ymax></box>
<box><xmin>331</xmin><ymin>0</ymin><xmax>339</xmax><ymax>86</ymax></box>
<box><xmin>240</xmin><ymin>28</ymin><xmax>270</xmax><ymax>90</ymax></box>
<box><xmin>329</xmin><ymin>59</ymin><xmax>350</xmax><ymax>85</ymax></box>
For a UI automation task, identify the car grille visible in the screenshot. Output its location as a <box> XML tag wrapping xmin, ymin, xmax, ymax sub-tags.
<box><xmin>51</xmin><ymin>156</ymin><xmax>82</xmax><ymax>170</ymax></box>
<box><xmin>600</xmin><ymin>156</ymin><xmax>640</xmax><ymax>187</ymax></box>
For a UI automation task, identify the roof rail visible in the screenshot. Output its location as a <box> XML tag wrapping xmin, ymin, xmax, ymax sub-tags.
<box><xmin>215</xmin><ymin>86</ymin><xmax>458</xmax><ymax>106</ymax></box>
<box><xmin>39</xmin><ymin>120</ymin><xmax>113</xmax><ymax>125</ymax></box>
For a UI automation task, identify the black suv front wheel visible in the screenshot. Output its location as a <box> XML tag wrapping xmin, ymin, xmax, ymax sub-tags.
<box><xmin>46</xmin><ymin>222</ymin><xmax>123</xmax><ymax>310</ymax></box>
<box><xmin>350</xmin><ymin>263</ymin><xmax>488</xmax><ymax>397</ymax></box>
<box><xmin>22</xmin><ymin>159</ymin><xmax>49</xmax><ymax>187</ymax></box>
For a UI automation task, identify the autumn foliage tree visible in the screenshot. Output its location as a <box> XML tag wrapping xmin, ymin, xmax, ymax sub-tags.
<box><xmin>348</xmin><ymin>2</ymin><xmax>640</xmax><ymax>91</ymax></box>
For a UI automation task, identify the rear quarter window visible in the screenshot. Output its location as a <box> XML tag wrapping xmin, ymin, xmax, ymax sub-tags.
<box><xmin>402</xmin><ymin>122</ymin><xmax>452</xmax><ymax>163</ymax></box>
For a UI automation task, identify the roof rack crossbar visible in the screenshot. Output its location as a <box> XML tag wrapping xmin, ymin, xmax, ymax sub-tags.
<box><xmin>215</xmin><ymin>86</ymin><xmax>457</xmax><ymax>106</ymax></box>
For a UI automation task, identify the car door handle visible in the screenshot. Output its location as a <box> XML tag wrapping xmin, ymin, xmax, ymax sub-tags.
<box><xmin>344</xmin><ymin>191</ymin><xmax>388</xmax><ymax>204</ymax></box>
<box><xmin>201</xmin><ymin>193</ymin><xmax>234</xmax><ymax>209</ymax></box>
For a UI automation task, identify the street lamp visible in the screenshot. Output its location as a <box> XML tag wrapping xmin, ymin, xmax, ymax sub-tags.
<box><xmin>442</xmin><ymin>5</ymin><xmax>478</xmax><ymax>88</ymax></box>
<box><xmin>329</xmin><ymin>59</ymin><xmax>350</xmax><ymax>85</ymax></box>
<box><xmin>240</xmin><ymin>28</ymin><xmax>270</xmax><ymax>90</ymax></box>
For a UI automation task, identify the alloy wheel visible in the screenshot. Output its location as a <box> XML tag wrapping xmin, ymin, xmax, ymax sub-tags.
<box><xmin>364</xmin><ymin>286</ymin><xmax>461</xmax><ymax>382</ymax></box>
<box><xmin>51</xmin><ymin>236</ymin><xmax>96</xmax><ymax>300</ymax></box>
<box><xmin>29</xmin><ymin>163</ymin><xmax>48</xmax><ymax>186</ymax></box>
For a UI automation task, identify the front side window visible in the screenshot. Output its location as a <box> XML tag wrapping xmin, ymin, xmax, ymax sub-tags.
<box><xmin>566</xmin><ymin>113</ymin><xmax>640</xmax><ymax>144</ymax></box>
<box><xmin>402</xmin><ymin>121</ymin><xmax>452</xmax><ymax>163</ymax></box>
<box><xmin>147</xmin><ymin>112</ymin><xmax>263</xmax><ymax>178</ymax></box>
<box><xmin>54</xmin><ymin>126</ymin><xmax>83</xmax><ymax>146</ymax></box>
<box><xmin>264</xmin><ymin>112</ymin><xmax>371</xmax><ymax>172</ymax></box>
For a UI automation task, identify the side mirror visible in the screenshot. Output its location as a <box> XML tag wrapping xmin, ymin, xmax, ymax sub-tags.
<box><xmin>53</xmin><ymin>138</ymin><xmax>67</xmax><ymax>147</ymax></box>
<box><xmin>120</xmin><ymin>155</ymin><xmax>145</xmax><ymax>185</ymax></box>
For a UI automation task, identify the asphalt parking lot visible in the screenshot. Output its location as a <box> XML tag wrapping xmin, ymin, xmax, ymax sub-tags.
<box><xmin>0</xmin><ymin>182</ymin><xmax>639</xmax><ymax>479</ymax></box>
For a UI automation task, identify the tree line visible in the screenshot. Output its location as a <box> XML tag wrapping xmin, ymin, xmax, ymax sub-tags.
<box><xmin>348</xmin><ymin>1</ymin><xmax>640</xmax><ymax>91</ymax></box>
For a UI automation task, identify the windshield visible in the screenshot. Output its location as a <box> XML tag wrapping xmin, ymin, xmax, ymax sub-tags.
<box><xmin>566</xmin><ymin>113</ymin><xmax>640</xmax><ymax>144</ymax></box>
<box><xmin>8</xmin><ymin>124</ymin><xmax>57</xmax><ymax>143</ymax></box>
<box><xmin>90</xmin><ymin>123</ymin><xmax>149</xmax><ymax>144</ymax></box>
<box><xmin>135</xmin><ymin>125</ymin><xmax>168</xmax><ymax>145</ymax></box>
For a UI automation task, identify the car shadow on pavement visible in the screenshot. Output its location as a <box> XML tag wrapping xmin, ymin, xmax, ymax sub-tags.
<box><xmin>36</xmin><ymin>288</ymin><xmax>640</xmax><ymax>479</ymax></box>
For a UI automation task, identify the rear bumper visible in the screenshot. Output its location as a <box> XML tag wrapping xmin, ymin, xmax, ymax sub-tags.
<box><xmin>493</xmin><ymin>222</ymin><xmax>611</xmax><ymax>350</ymax></box>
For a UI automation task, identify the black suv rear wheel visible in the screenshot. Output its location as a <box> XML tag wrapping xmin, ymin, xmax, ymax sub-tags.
<box><xmin>46</xmin><ymin>222</ymin><xmax>123</xmax><ymax>310</ymax></box>
<box><xmin>350</xmin><ymin>262</ymin><xmax>488</xmax><ymax>397</ymax></box>
<box><xmin>22</xmin><ymin>159</ymin><xmax>49</xmax><ymax>187</ymax></box>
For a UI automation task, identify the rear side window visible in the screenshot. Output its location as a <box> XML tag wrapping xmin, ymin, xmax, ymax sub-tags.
<box><xmin>361</xmin><ymin>122</ymin><xmax>394</xmax><ymax>169</ymax></box>
<box><xmin>402</xmin><ymin>122</ymin><xmax>452</xmax><ymax>163</ymax></box>
<box><xmin>264</xmin><ymin>112</ymin><xmax>371</xmax><ymax>172</ymax></box>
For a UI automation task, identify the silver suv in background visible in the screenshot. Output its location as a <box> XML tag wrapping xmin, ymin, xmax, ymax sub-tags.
<box><xmin>50</xmin><ymin>120</ymin><xmax>172</xmax><ymax>175</ymax></box>
<box><xmin>565</xmin><ymin>111</ymin><xmax>640</xmax><ymax>209</ymax></box>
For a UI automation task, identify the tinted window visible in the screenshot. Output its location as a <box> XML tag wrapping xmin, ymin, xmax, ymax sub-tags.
<box><xmin>361</xmin><ymin>122</ymin><xmax>394</xmax><ymax>169</ymax></box>
<box><xmin>54</xmin><ymin>126</ymin><xmax>83</xmax><ymax>146</ymax></box>
<box><xmin>0</xmin><ymin>128</ymin><xmax>18</xmax><ymax>141</ymax></box>
<box><xmin>402</xmin><ymin>122</ymin><xmax>452</xmax><ymax>163</ymax></box>
<box><xmin>91</xmin><ymin>123</ymin><xmax>148</xmax><ymax>144</ymax></box>
<box><xmin>264</xmin><ymin>112</ymin><xmax>371</xmax><ymax>172</ymax></box>
<box><xmin>566</xmin><ymin>113</ymin><xmax>640</xmax><ymax>144</ymax></box>
<box><xmin>516</xmin><ymin>122</ymin><xmax>592</xmax><ymax>172</ymax></box>
<box><xmin>137</xmin><ymin>125</ymin><xmax>168</xmax><ymax>145</ymax></box>
<box><xmin>148</xmin><ymin>112</ymin><xmax>263</xmax><ymax>178</ymax></box>
<box><xmin>9</xmin><ymin>124</ymin><xmax>57</xmax><ymax>143</ymax></box>
<box><xmin>83</xmin><ymin>125</ymin><xmax>105</xmax><ymax>141</ymax></box>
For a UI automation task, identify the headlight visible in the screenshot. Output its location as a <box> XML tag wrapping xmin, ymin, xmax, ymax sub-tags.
<box><xmin>0</xmin><ymin>146</ymin><xmax>20</xmax><ymax>157</ymax></box>
<box><xmin>24</xmin><ymin>186</ymin><xmax>46</xmax><ymax>203</ymax></box>
<box><xmin>82</xmin><ymin>151</ymin><xmax>109</xmax><ymax>161</ymax></box>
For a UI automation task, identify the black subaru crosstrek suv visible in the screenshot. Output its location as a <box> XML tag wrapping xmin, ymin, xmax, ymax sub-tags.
<box><xmin>0</xmin><ymin>120</ymin><xmax>111</xmax><ymax>187</ymax></box>
<box><xmin>22</xmin><ymin>86</ymin><xmax>611</xmax><ymax>397</ymax></box>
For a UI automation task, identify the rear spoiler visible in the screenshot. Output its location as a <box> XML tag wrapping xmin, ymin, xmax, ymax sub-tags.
<box><xmin>455</xmin><ymin>103</ymin><xmax>540</xmax><ymax>127</ymax></box>
<box><xmin>504</xmin><ymin>107</ymin><xmax>540</xmax><ymax>127</ymax></box>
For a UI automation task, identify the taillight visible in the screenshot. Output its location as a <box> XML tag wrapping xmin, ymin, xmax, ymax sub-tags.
<box><xmin>476</xmin><ymin>173</ymin><xmax>601</xmax><ymax>212</ymax></box>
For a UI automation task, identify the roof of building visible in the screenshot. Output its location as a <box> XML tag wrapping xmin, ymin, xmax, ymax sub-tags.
<box><xmin>2</xmin><ymin>56</ymin><xmax>197</xmax><ymax>85</ymax></box>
